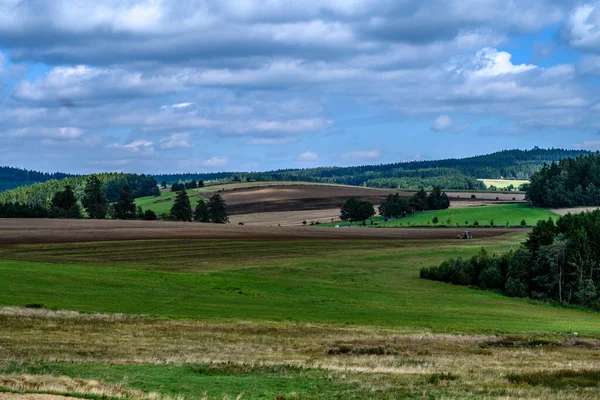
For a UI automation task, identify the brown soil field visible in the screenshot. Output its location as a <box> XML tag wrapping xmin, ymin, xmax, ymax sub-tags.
<box><xmin>0</xmin><ymin>219</ymin><xmax>523</xmax><ymax>244</ymax></box>
<box><xmin>202</xmin><ymin>185</ymin><xmax>526</xmax><ymax>215</ymax></box>
<box><xmin>552</xmin><ymin>206</ymin><xmax>600</xmax><ymax>216</ymax></box>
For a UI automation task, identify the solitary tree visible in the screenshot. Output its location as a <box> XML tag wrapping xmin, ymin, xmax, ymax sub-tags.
<box><xmin>170</xmin><ymin>190</ymin><xmax>193</xmax><ymax>222</ymax></box>
<box><xmin>194</xmin><ymin>200</ymin><xmax>210</xmax><ymax>222</ymax></box>
<box><xmin>208</xmin><ymin>194</ymin><xmax>229</xmax><ymax>223</ymax></box>
<box><xmin>161</xmin><ymin>181</ymin><xmax>167</xmax><ymax>189</ymax></box>
<box><xmin>83</xmin><ymin>175</ymin><xmax>108</xmax><ymax>219</ymax></box>
<box><xmin>432</xmin><ymin>216</ymin><xmax>439</xmax><ymax>225</ymax></box>
<box><xmin>114</xmin><ymin>184</ymin><xmax>136</xmax><ymax>220</ymax></box>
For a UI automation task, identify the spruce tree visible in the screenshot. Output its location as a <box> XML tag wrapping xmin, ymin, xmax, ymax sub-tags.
<box><xmin>170</xmin><ymin>190</ymin><xmax>193</xmax><ymax>222</ymax></box>
<box><xmin>83</xmin><ymin>175</ymin><xmax>108</xmax><ymax>219</ymax></box>
<box><xmin>114</xmin><ymin>184</ymin><xmax>136</xmax><ymax>220</ymax></box>
<box><xmin>194</xmin><ymin>200</ymin><xmax>210</xmax><ymax>222</ymax></box>
<box><xmin>208</xmin><ymin>194</ymin><xmax>229</xmax><ymax>223</ymax></box>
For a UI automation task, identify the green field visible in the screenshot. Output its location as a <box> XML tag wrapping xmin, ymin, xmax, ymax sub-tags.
<box><xmin>325</xmin><ymin>204</ymin><xmax>558</xmax><ymax>228</ymax></box>
<box><xmin>0</xmin><ymin>233</ymin><xmax>597</xmax><ymax>333</ymax></box>
<box><xmin>3</xmin><ymin>233</ymin><xmax>600</xmax><ymax>399</ymax></box>
<box><xmin>479</xmin><ymin>179</ymin><xmax>529</xmax><ymax>190</ymax></box>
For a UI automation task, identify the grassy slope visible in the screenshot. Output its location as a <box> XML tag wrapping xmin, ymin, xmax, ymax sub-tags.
<box><xmin>325</xmin><ymin>204</ymin><xmax>558</xmax><ymax>228</ymax></box>
<box><xmin>1</xmin><ymin>233</ymin><xmax>599</xmax><ymax>334</ymax></box>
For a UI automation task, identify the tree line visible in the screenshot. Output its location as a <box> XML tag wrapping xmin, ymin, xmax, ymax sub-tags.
<box><xmin>0</xmin><ymin>166</ymin><xmax>73</xmax><ymax>192</ymax></box>
<box><xmin>169</xmin><ymin>190</ymin><xmax>229</xmax><ymax>223</ymax></box>
<box><xmin>339</xmin><ymin>187</ymin><xmax>450</xmax><ymax>224</ymax></box>
<box><xmin>0</xmin><ymin>173</ymin><xmax>159</xmax><ymax>209</ymax></box>
<box><xmin>420</xmin><ymin>210</ymin><xmax>600</xmax><ymax>309</ymax></box>
<box><xmin>151</xmin><ymin>149</ymin><xmax>585</xmax><ymax>191</ymax></box>
<box><xmin>526</xmin><ymin>152</ymin><xmax>600</xmax><ymax>208</ymax></box>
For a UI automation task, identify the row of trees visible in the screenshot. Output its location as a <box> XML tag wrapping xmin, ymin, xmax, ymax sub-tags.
<box><xmin>169</xmin><ymin>190</ymin><xmax>229</xmax><ymax>223</ymax></box>
<box><xmin>339</xmin><ymin>188</ymin><xmax>451</xmax><ymax>223</ymax></box>
<box><xmin>527</xmin><ymin>152</ymin><xmax>600</xmax><ymax>207</ymax></box>
<box><xmin>170</xmin><ymin>180</ymin><xmax>204</xmax><ymax>192</ymax></box>
<box><xmin>46</xmin><ymin>179</ymin><xmax>158</xmax><ymax>220</ymax></box>
<box><xmin>421</xmin><ymin>210</ymin><xmax>600</xmax><ymax>309</ymax></box>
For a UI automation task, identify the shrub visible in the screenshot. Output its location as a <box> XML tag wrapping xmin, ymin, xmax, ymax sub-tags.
<box><xmin>473</xmin><ymin>221</ymin><xmax>480</xmax><ymax>226</ymax></box>
<box><xmin>238</xmin><ymin>222</ymin><xmax>244</xmax><ymax>225</ymax></box>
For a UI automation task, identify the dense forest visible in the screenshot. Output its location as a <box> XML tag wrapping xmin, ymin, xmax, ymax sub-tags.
<box><xmin>0</xmin><ymin>166</ymin><xmax>73</xmax><ymax>192</ymax></box>
<box><xmin>0</xmin><ymin>173</ymin><xmax>159</xmax><ymax>210</ymax></box>
<box><xmin>153</xmin><ymin>149</ymin><xmax>587</xmax><ymax>190</ymax></box>
<box><xmin>420</xmin><ymin>210</ymin><xmax>600</xmax><ymax>309</ymax></box>
<box><xmin>527</xmin><ymin>152</ymin><xmax>600</xmax><ymax>207</ymax></box>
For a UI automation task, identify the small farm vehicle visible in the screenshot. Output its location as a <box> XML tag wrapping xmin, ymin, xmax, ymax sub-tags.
<box><xmin>457</xmin><ymin>231</ymin><xmax>473</xmax><ymax>239</ymax></box>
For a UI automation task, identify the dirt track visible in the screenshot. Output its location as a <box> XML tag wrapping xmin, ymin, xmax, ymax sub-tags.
<box><xmin>0</xmin><ymin>219</ymin><xmax>525</xmax><ymax>244</ymax></box>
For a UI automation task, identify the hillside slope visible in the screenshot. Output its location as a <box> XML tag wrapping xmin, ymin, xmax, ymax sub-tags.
<box><xmin>0</xmin><ymin>166</ymin><xmax>73</xmax><ymax>192</ymax></box>
<box><xmin>154</xmin><ymin>148</ymin><xmax>589</xmax><ymax>188</ymax></box>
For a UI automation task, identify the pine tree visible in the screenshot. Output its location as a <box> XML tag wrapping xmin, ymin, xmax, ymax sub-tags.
<box><xmin>114</xmin><ymin>184</ymin><xmax>136</xmax><ymax>220</ymax></box>
<box><xmin>194</xmin><ymin>200</ymin><xmax>210</xmax><ymax>222</ymax></box>
<box><xmin>208</xmin><ymin>194</ymin><xmax>229</xmax><ymax>223</ymax></box>
<box><xmin>170</xmin><ymin>190</ymin><xmax>193</xmax><ymax>222</ymax></box>
<box><xmin>83</xmin><ymin>175</ymin><xmax>108</xmax><ymax>219</ymax></box>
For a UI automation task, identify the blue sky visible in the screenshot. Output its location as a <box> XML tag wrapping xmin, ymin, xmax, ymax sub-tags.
<box><xmin>1</xmin><ymin>0</ymin><xmax>600</xmax><ymax>174</ymax></box>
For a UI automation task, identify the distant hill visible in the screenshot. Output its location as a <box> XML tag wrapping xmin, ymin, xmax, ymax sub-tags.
<box><xmin>154</xmin><ymin>148</ymin><xmax>590</xmax><ymax>190</ymax></box>
<box><xmin>0</xmin><ymin>166</ymin><xmax>74</xmax><ymax>192</ymax></box>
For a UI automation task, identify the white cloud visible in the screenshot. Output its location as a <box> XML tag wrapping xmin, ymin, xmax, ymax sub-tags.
<box><xmin>199</xmin><ymin>156</ymin><xmax>229</xmax><ymax>167</ymax></box>
<box><xmin>296</xmin><ymin>151</ymin><xmax>319</xmax><ymax>162</ymax></box>
<box><xmin>246</xmin><ymin>137</ymin><xmax>297</xmax><ymax>145</ymax></box>
<box><xmin>431</xmin><ymin>115</ymin><xmax>470</xmax><ymax>133</ymax></box>
<box><xmin>471</xmin><ymin>48</ymin><xmax>536</xmax><ymax>77</ymax></box>
<box><xmin>10</xmin><ymin>126</ymin><xmax>84</xmax><ymax>139</ymax></box>
<box><xmin>341</xmin><ymin>150</ymin><xmax>382</xmax><ymax>161</ymax></box>
<box><xmin>159</xmin><ymin>133</ymin><xmax>192</xmax><ymax>149</ymax></box>
<box><xmin>162</xmin><ymin>102</ymin><xmax>194</xmax><ymax>109</ymax></box>
<box><xmin>574</xmin><ymin>140</ymin><xmax>600</xmax><ymax>150</ymax></box>
<box><xmin>108</xmin><ymin>140</ymin><xmax>154</xmax><ymax>152</ymax></box>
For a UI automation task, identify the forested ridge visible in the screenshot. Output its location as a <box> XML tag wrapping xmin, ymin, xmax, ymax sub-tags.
<box><xmin>154</xmin><ymin>148</ymin><xmax>587</xmax><ymax>190</ymax></box>
<box><xmin>0</xmin><ymin>166</ymin><xmax>73</xmax><ymax>191</ymax></box>
<box><xmin>527</xmin><ymin>152</ymin><xmax>600</xmax><ymax>207</ymax></box>
<box><xmin>0</xmin><ymin>173</ymin><xmax>159</xmax><ymax>209</ymax></box>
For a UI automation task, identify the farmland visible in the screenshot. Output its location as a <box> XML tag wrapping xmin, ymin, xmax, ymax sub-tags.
<box><xmin>478</xmin><ymin>179</ymin><xmax>529</xmax><ymax>190</ymax></box>
<box><xmin>327</xmin><ymin>204</ymin><xmax>559</xmax><ymax>228</ymax></box>
<box><xmin>1</xmin><ymin>220</ymin><xmax>600</xmax><ymax>399</ymax></box>
<box><xmin>135</xmin><ymin>181</ymin><xmax>527</xmax><ymax>226</ymax></box>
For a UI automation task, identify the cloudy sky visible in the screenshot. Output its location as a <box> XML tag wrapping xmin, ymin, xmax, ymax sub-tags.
<box><xmin>1</xmin><ymin>1</ymin><xmax>600</xmax><ymax>173</ymax></box>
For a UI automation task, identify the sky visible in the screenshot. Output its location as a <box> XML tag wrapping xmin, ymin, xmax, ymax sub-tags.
<box><xmin>2</xmin><ymin>1</ymin><xmax>600</xmax><ymax>174</ymax></box>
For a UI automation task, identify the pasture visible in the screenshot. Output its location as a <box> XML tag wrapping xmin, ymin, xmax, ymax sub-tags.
<box><xmin>324</xmin><ymin>204</ymin><xmax>558</xmax><ymax>228</ymax></box>
<box><xmin>479</xmin><ymin>179</ymin><xmax>529</xmax><ymax>190</ymax></box>
<box><xmin>1</xmin><ymin>220</ymin><xmax>599</xmax><ymax>399</ymax></box>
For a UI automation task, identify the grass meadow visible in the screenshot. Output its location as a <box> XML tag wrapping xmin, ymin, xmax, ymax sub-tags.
<box><xmin>2</xmin><ymin>232</ymin><xmax>600</xmax><ymax>398</ymax></box>
<box><xmin>325</xmin><ymin>204</ymin><xmax>558</xmax><ymax>228</ymax></box>
<box><xmin>478</xmin><ymin>179</ymin><xmax>529</xmax><ymax>190</ymax></box>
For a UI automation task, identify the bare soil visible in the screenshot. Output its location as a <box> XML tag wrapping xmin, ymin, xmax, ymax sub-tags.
<box><xmin>552</xmin><ymin>206</ymin><xmax>600</xmax><ymax>216</ymax></box>
<box><xmin>0</xmin><ymin>219</ymin><xmax>523</xmax><ymax>244</ymax></box>
<box><xmin>203</xmin><ymin>185</ymin><xmax>526</xmax><ymax>215</ymax></box>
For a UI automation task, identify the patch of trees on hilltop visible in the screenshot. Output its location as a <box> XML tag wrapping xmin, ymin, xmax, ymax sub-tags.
<box><xmin>153</xmin><ymin>149</ymin><xmax>587</xmax><ymax>190</ymax></box>
<box><xmin>0</xmin><ymin>166</ymin><xmax>73</xmax><ymax>192</ymax></box>
<box><xmin>0</xmin><ymin>173</ymin><xmax>159</xmax><ymax>210</ymax></box>
<box><xmin>527</xmin><ymin>152</ymin><xmax>600</xmax><ymax>208</ymax></box>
